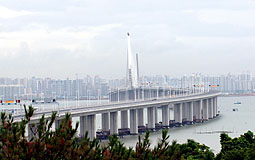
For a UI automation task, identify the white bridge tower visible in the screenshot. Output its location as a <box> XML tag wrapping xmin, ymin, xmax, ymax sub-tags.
<box><xmin>126</xmin><ymin>32</ymin><xmax>140</xmax><ymax>88</ymax></box>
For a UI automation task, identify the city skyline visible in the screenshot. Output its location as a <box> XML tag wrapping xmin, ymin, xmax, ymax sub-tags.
<box><xmin>0</xmin><ymin>70</ymin><xmax>253</xmax><ymax>80</ymax></box>
<box><xmin>0</xmin><ymin>72</ymin><xmax>254</xmax><ymax>100</ymax></box>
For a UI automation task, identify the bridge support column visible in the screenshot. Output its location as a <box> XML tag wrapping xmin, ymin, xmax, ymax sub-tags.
<box><xmin>162</xmin><ymin>105</ymin><xmax>169</xmax><ymax>127</ymax></box>
<box><xmin>28</xmin><ymin>123</ymin><xmax>38</xmax><ymax>140</ymax></box>
<box><xmin>138</xmin><ymin>108</ymin><xmax>144</xmax><ymax>126</ymax></box>
<box><xmin>80</xmin><ymin>116</ymin><xmax>87</xmax><ymax>137</ymax></box>
<box><xmin>110</xmin><ymin>111</ymin><xmax>118</xmax><ymax>135</ymax></box>
<box><xmin>55</xmin><ymin>119</ymin><xmax>61</xmax><ymax>130</ymax></box>
<box><xmin>199</xmin><ymin>100</ymin><xmax>203</xmax><ymax>120</ymax></box>
<box><xmin>182</xmin><ymin>103</ymin><xmax>187</xmax><ymax>124</ymax></box>
<box><xmin>80</xmin><ymin>115</ymin><xmax>96</xmax><ymax>140</ymax></box>
<box><xmin>174</xmin><ymin>103</ymin><xmax>182</xmax><ymax>126</ymax></box>
<box><xmin>187</xmin><ymin>102</ymin><xmax>193</xmax><ymax>124</ymax></box>
<box><xmin>155</xmin><ymin>106</ymin><xmax>158</xmax><ymax>124</ymax></box>
<box><xmin>202</xmin><ymin>99</ymin><xmax>208</xmax><ymax>121</ymax></box>
<box><xmin>208</xmin><ymin>98</ymin><xmax>213</xmax><ymax>119</ymax></box>
<box><xmin>121</xmin><ymin>110</ymin><xmax>128</xmax><ymax>129</ymax></box>
<box><xmin>193</xmin><ymin>101</ymin><xmax>196</xmax><ymax>120</ymax></box>
<box><xmin>215</xmin><ymin>97</ymin><xmax>218</xmax><ymax>115</ymax></box>
<box><xmin>213</xmin><ymin>97</ymin><xmax>216</xmax><ymax>117</ymax></box>
<box><xmin>87</xmin><ymin>115</ymin><xmax>96</xmax><ymax>140</ymax></box>
<box><xmin>147</xmin><ymin>107</ymin><xmax>155</xmax><ymax>130</ymax></box>
<box><xmin>194</xmin><ymin>100</ymin><xmax>202</xmax><ymax>122</ymax></box>
<box><xmin>102</xmin><ymin>113</ymin><xmax>109</xmax><ymax>131</ymax></box>
<box><xmin>130</xmin><ymin>109</ymin><xmax>138</xmax><ymax>134</ymax></box>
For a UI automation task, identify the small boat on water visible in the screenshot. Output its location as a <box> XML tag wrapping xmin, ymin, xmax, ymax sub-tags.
<box><xmin>233</xmin><ymin>108</ymin><xmax>238</xmax><ymax>111</ymax></box>
<box><xmin>234</xmin><ymin>102</ymin><xmax>241</xmax><ymax>104</ymax></box>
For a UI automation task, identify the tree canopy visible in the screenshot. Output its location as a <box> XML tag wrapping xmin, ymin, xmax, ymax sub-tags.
<box><xmin>0</xmin><ymin>105</ymin><xmax>254</xmax><ymax>160</ymax></box>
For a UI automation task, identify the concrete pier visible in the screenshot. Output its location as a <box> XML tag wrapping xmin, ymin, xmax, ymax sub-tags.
<box><xmin>182</xmin><ymin>103</ymin><xmax>187</xmax><ymax>123</ymax></box>
<box><xmin>110</xmin><ymin>111</ymin><xmax>118</xmax><ymax>135</ymax></box>
<box><xmin>147</xmin><ymin>107</ymin><xmax>155</xmax><ymax>129</ymax></box>
<box><xmin>187</xmin><ymin>102</ymin><xmax>193</xmax><ymax>123</ymax></box>
<box><xmin>155</xmin><ymin>106</ymin><xmax>158</xmax><ymax>124</ymax></box>
<box><xmin>130</xmin><ymin>109</ymin><xmax>138</xmax><ymax>134</ymax></box>
<box><xmin>208</xmin><ymin>98</ymin><xmax>213</xmax><ymax>119</ymax></box>
<box><xmin>174</xmin><ymin>103</ymin><xmax>182</xmax><ymax>125</ymax></box>
<box><xmin>102</xmin><ymin>113</ymin><xmax>109</xmax><ymax>131</ymax></box>
<box><xmin>213</xmin><ymin>97</ymin><xmax>216</xmax><ymax>117</ymax></box>
<box><xmin>121</xmin><ymin>110</ymin><xmax>128</xmax><ymax>129</ymax></box>
<box><xmin>199</xmin><ymin>100</ymin><xmax>203</xmax><ymax>120</ymax></box>
<box><xmin>138</xmin><ymin>108</ymin><xmax>144</xmax><ymax>126</ymax></box>
<box><xmin>194</xmin><ymin>100</ymin><xmax>202</xmax><ymax>122</ymax></box>
<box><xmin>80</xmin><ymin>116</ymin><xmax>87</xmax><ymax>137</ymax></box>
<box><xmin>162</xmin><ymin>105</ymin><xmax>169</xmax><ymax>127</ymax></box>
<box><xmin>80</xmin><ymin>115</ymin><xmax>96</xmax><ymax>140</ymax></box>
<box><xmin>215</xmin><ymin>97</ymin><xmax>218</xmax><ymax>115</ymax></box>
<box><xmin>193</xmin><ymin>101</ymin><xmax>197</xmax><ymax>120</ymax></box>
<box><xmin>202</xmin><ymin>99</ymin><xmax>208</xmax><ymax>120</ymax></box>
<box><xmin>87</xmin><ymin>115</ymin><xmax>96</xmax><ymax>140</ymax></box>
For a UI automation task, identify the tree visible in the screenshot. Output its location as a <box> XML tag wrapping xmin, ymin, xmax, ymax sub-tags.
<box><xmin>6</xmin><ymin>105</ymin><xmax>255</xmax><ymax>160</ymax></box>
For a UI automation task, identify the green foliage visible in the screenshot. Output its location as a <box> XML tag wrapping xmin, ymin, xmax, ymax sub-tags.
<box><xmin>1</xmin><ymin>105</ymin><xmax>254</xmax><ymax>159</ymax></box>
<box><xmin>216</xmin><ymin>130</ymin><xmax>255</xmax><ymax>160</ymax></box>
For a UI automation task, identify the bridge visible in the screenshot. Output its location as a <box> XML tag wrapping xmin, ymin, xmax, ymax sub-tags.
<box><xmin>11</xmin><ymin>89</ymin><xmax>220</xmax><ymax>140</ymax></box>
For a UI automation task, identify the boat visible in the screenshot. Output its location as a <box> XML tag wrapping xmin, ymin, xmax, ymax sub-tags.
<box><xmin>233</xmin><ymin>108</ymin><xmax>238</xmax><ymax>111</ymax></box>
<box><xmin>234</xmin><ymin>102</ymin><xmax>241</xmax><ymax>104</ymax></box>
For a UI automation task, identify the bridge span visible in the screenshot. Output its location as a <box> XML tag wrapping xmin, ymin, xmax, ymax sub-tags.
<box><xmin>12</xmin><ymin>90</ymin><xmax>220</xmax><ymax>140</ymax></box>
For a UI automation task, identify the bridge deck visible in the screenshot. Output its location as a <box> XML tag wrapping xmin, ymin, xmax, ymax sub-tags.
<box><xmin>12</xmin><ymin>91</ymin><xmax>220</xmax><ymax>122</ymax></box>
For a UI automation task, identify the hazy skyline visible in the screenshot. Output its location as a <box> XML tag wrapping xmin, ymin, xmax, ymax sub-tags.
<box><xmin>1</xmin><ymin>0</ymin><xmax>255</xmax><ymax>79</ymax></box>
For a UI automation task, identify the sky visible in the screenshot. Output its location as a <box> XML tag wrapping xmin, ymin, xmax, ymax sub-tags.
<box><xmin>0</xmin><ymin>0</ymin><xmax>255</xmax><ymax>79</ymax></box>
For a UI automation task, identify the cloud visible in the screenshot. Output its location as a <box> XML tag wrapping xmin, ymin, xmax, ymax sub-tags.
<box><xmin>0</xmin><ymin>6</ymin><xmax>33</xmax><ymax>19</ymax></box>
<box><xmin>0</xmin><ymin>23</ymin><xmax>122</xmax><ymax>57</ymax></box>
<box><xmin>198</xmin><ymin>9</ymin><xmax>255</xmax><ymax>27</ymax></box>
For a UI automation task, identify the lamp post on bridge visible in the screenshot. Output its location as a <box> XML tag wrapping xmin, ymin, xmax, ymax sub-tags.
<box><xmin>142</xmin><ymin>85</ymin><xmax>145</xmax><ymax>100</ymax></box>
<box><xmin>149</xmin><ymin>87</ymin><xmax>152</xmax><ymax>100</ymax></box>
<box><xmin>157</xmin><ymin>86</ymin><xmax>159</xmax><ymax>99</ymax></box>
<box><xmin>117</xmin><ymin>88</ymin><xmax>120</xmax><ymax>103</ymax></box>
<box><xmin>134</xmin><ymin>87</ymin><xmax>136</xmax><ymax>101</ymax></box>
<box><xmin>163</xmin><ymin>85</ymin><xmax>165</xmax><ymax>98</ymax></box>
<box><xmin>125</xmin><ymin>88</ymin><xmax>128</xmax><ymax>102</ymax></box>
<box><xmin>109</xmin><ymin>88</ymin><xmax>111</xmax><ymax>104</ymax></box>
<box><xmin>203</xmin><ymin>83</ymin><xmax>205</xmax><ymax>93</ymax></box>
<box><xmin>87</xmin><ymin>90</ymin><xmax>90</xmax><ymax>106</ymax></box>
<box><xmin>64</xmin><ymin>91</ymin><xmax>67</xmax><ymax>109</ymax></box>
<box><xmin>52</xmin><ymin>92</ymin><xmax>56</xmax><ymax>111</ymax></box>
<box><xmin>76</xmin><ymin>73</ymin><xmax>79</xmax><ymax>108</ymax></box>
<box><xmin>97</xmin><ymin>89</ymin><xmax>101</xmax><ymax>105</ymax></box>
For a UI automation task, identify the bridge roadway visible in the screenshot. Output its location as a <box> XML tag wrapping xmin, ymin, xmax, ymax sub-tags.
<box><xmin>13</xmin><ymin>91</ymin><xmax>220</xmax><ymax>140</ymax></box>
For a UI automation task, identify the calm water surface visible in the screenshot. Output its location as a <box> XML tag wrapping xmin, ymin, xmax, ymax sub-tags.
<box><xmin>120</xmin><ymin>96</ymin><xmax>255</xmax><ymax>153</ymax></box>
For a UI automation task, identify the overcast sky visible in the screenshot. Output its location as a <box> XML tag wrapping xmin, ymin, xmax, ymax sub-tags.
<box><xmin>0</xmin><ymin>0</ymin><xmax>255</xmax><ymax>79</ymax></box>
